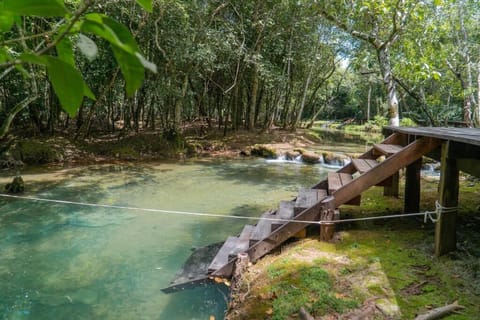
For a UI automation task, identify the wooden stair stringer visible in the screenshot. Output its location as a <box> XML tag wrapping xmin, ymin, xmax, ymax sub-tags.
<box><xmin>332</xmin><ymin>137</ymin><xmax>441</xmax><ymax>207</ymax></box>
<box><xmin>313</xmin><ymin>132</ymin><xmax>407</xmax><ymax>190</ymax></box>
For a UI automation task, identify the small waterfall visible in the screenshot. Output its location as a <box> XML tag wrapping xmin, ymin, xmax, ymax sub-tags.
<box><xmin>421</xmin><ymin>162</ymin><xmax>440</xmax><ymax>176</ymax></box>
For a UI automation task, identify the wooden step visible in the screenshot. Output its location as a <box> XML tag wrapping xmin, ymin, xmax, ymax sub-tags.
<box><xmin>328</xmin><ymin>173</ymin><xmax>354</xmax><ymax>194</ymax></box>
<box><xmin>373</xmin><ymin>144</ymin><xmax>403</xmax><ymax>156</ymax></box>
<box><xmin>272</xmin><ymin>201</ymin><xmax>295</xmax><ymax>231</ymax></box>
<box><xmin>317</xmin><ymin>189</ymin><xmax>328</xmax><ymax>200</ymax></box>
<box><xmin>277</xmin><ymin>201</ymin><xmax>295</xmax><ymax>219</ymax></box>
<box><xmin>352</xmin><ymin>158</ymin><xmax>379</xmax><ymax>174</ymax></box>
<box><xmin>294</xmin><ymin>188</ymin><xmax>319</xmax><ymax>215</ymax></box>
<box><xmin>208</xmin><ymin>236</ymin><xmax>249</xmax><ymax>272</ymax></box>
<box><xmin>250</xmin><ymin>212</ymin><xmax>275</xmax><ymax>241</ymax></box>
<box><xmin>239</xmin><ymin>224</ymin><xmax>254</xmax><ymax>240</ymax></box>
<box><xmin>328</xmin><ymin>173</ymin><xmax>360</xmax><ymax>205</ymax></box>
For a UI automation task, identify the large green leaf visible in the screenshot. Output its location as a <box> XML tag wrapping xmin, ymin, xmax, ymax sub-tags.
<box><xmin>81</xmin><ymin>14</ymin><xmax>138</xmax><ymax>53</ymax></box>
<box><xmin>135</xmin><ymin>0</ymin><xmax>153</xmax><ymax>13</ymax></box>
<box><xmin>19</xmin><ymin>53</ymin><xmax>48</xmax><ymax>66</ymax></box>
<box><xmin>112</xmin><ymin>47</ymin><xmax>144</xmax><ymax>96</ymax></box>
<box><xmin>0</xmin><ymin>11</ymin><xmax>15</xmax><ymax>32</ymax></box>
<box><xmin>3</xmin><ymin>0</ymin><xmax>67</xmax><ymax>17</ymax></box>
<box><xmin>56</xmin><ymin>38</ymin><xmax>75</xmax><ymax>66</ymax></box>
<box><xmin>0</xmin><ymin>47</ymin><xmax>10</xmax><ymax>64</ymax></box>
<box><xmin>80</xmin><ymin>14</ymin><xmax>154</xmax><ymax>96</ymax></box>
<box><xmin>45</xmin><ymin>57</ymin><xmax>94</xmax><ymax>116</ymax></box>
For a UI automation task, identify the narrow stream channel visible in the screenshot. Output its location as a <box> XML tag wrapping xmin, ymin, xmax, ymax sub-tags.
<box><xmin>0</xmin><ymin>159</ymin><xmax>332</xmax><ymax>319</ymax></box>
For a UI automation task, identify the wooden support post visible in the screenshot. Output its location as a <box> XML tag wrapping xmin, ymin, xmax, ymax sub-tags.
<box><xmin>404</xmin><ymin>158</ymin><xmax>422</xmax><ymax>213</ymax></box>
<box><xmin>320</xmin><ymin>196</ymin><xmax>336</xmax><ymax>241</ymax></box>
<box><xmin>384</xmin><ymin>171</ymin><xmax>400</xmax><ymax>197</ymax></box>
<box><xmin>435</xmin><ymin>141</ymin><xmax>459</xmax><ymax>256</ymax></box>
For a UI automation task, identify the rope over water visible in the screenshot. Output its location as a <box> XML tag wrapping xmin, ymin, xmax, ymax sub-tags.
<box><xmin>0</xmin><ymin>193</ymin><xmax>458</xmax><ymax>225</ymax></box>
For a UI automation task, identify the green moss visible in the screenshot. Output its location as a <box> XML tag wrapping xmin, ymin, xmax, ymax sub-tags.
<box><xmin>267</xmin><ymin>263</ymin><xmax>359</xmax><ymax>319</ymax></box>
<box><xmin>15</xmin><ymin>140</ymin><xmax>60</xmax><ymax>164</ymax></box>
<box><xmin>250</xmin><ymin>144</ymin><xmax>277</xmax><ymax>159</ymax></box>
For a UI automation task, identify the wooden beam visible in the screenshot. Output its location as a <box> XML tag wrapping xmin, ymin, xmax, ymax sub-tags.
<box><xmin>320</xmin><ymin>197</ymin><xmax>336</xmax><ymax>241</ymax></box>
<box><xmin>435</xmin><ymin>141</ymin><xmax>459</xmax><ymax>256</ymax></box>
<box><xmin>384</xmin><ymin>171</ymin><xmax>400</xmax><ymax>197</ymax></box>
<box><xmin>404</xmin><ymin>158</ymin><xmax>422</xmax><ymax>213</ymax></box>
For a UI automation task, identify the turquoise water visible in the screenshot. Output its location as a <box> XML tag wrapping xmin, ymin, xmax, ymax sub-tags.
<box><xmin>0</xmin><ymin>159</ymin><xmax>331</xmax><ymax>319</ymax></box>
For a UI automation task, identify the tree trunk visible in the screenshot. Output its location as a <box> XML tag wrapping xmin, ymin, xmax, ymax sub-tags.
<box><xmin>174</xmin><ymin>74</ymin><xmax>189</xmax><ymax>131</ymax></box>
<box><xmin>367</xmin><ymin>85</ymin><xmax>372</xmax><ymax>122</ymax></box>
<box><xmin>248</xmin><ymin>67</ymin><xmax>259</xmax><ymax>130</ymax></box>
<box><xmin>377</xmin><ymin>47</ymin><xmax>399</xmax><ymax>126</ymax></box>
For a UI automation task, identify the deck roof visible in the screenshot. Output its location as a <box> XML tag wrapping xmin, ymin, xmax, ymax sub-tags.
<box><xmin>386</xmin><ymin>126</ymin><xmax>480</xmax><ymax>147</ymax></box>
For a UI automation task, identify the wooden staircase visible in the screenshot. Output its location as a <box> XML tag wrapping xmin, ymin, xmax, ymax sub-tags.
<box><xmin>162</xmin><ymin>133</ymin><xmax>441</xmax><ymax>292</ymax></box>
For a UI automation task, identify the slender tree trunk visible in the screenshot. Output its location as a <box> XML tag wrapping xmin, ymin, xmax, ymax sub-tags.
<box><xmin>367</xmin><ymin>85</ymin><xmax>372</xmax><ymax>122</ymax></box>
<box><xmin>476</xmin><ymin>60</ymin><xmax>480</xmax><ymax>126</ymax></box>
<box><xmin>248</xmin><ymin>67</ymin><xmax>259</xmax><ymax>130</ymax></box>
<box><xmin>377</xmin><ymin>47</ymin><xmax>399</xmax><ymax>126</ymax></box>
<box><xmin>174</xmin><ymin>74</ymin><xmax>189</xmax><ymax>131</ymax></box>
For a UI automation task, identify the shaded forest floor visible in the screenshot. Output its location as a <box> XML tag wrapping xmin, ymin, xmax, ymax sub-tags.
<box><xmin>226</xmin><ymin>176</ymin><xmax>480</xmax><ymax>320</ymax></box>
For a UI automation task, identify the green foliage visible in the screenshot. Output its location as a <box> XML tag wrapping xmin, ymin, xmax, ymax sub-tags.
<box><xmin>0</xmin><ymin>0</ymin><xmax>155</xmax><ymax>138</ymax></box>
<box><xmin>14</xmin><ymin>140</ymin><xmax>60</xmax><ymax>164</ymax></box>
<box><xmin>372</xmin><ymin>115</ymin><xmax>388</xmax><ymax>127</ymax></box>
<box><xmin>2</xmin><ymin>0</ymin><xmax>67</xmax><ymax>17</ymax></box>
<box><xmin>400</xmin><ymin>117</ymin><xmax>417</xmax><ymax>127</ymax></box>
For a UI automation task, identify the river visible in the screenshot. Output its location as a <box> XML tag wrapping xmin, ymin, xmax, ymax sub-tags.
<box><xmin>0</xmin><ymin>159</ymin><xmax>332</xmax><ymax>319</ymax></box>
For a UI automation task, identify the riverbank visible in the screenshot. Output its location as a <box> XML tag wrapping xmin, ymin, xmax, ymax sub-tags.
<box><xmin>226</xmin><ymin>175</ymin><xmax>480</xmax><ymax>319</ymax></box>
<box><xmin>0</xmin><ymin>124</ymin><xmax>374</xmax><ymax>170</ymax></box>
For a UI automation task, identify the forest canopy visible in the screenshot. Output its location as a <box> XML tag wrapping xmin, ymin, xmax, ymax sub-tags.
<box><xmin>0</xmin><ymin>0</ymin><xmax>479</xmax><ymax>139</ymax></box>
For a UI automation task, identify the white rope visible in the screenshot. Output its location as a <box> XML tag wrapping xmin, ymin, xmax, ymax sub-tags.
<box><xmin>0</xmin><ymin>193</ymin><xmax>458</xmax><ymax>226</ymax></box>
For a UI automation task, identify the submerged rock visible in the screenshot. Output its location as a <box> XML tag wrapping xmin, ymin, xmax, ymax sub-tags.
<box><xmin>250</xmin><ymin>144</ymin><xmax>277</xmax><ymax>159</ymax></box>
<box><xmin>5</xmin><ymin>176</ymin><xmax>24</xmax><ymax>193</ymax></box>
<box><xmin>301</xmin><ymin>152</ymin><xmax>321</xmax><ymax>164</ymax></box>
<box><xmin>285</xmin><ymin>150</ymin><xmax>301</xmax><ymax>161</ymax></box>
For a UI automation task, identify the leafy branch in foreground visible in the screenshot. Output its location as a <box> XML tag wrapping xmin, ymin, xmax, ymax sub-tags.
<box><xmin>0</xmin><ymin>0</ymin><xmax>155</xmax><ymax>138</ymax></box>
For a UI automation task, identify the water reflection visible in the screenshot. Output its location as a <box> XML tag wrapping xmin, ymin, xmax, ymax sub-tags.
<box><xmin>0</xmin><ymin>160</ymin><xmax>331</xmax><ymax>319</ymax></box>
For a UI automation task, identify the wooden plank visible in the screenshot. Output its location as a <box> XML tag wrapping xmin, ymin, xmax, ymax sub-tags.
<box><xmin>385</xmin><ymin>126</ymin><xmax>480</xmax><ymax>147</ymax></box>
<box><xmin>162</xmin><ymin>242</ymin><xmax>223</xmax><ymax>293</ymax></box>
<box><xmin>294</xmin><ymin>188</ymin><xmax>319</xmax><ymax>214</ymax></box>
<box><xmin>404</xmin><ymin>158</ymin><xmax>422</xmax><ymax>213</ymax></box>
<box><xmin>373</xmin><ymin>144</ymin><xmax>404</xmax><ymax>156</ymax></box>
<box><xmin>317</xmin><ymin>189</ymin><xmax>328</xmax><ymax>200</ymax></box>
<box><xmin>208</xmin><ymin>236</ymin><xmax>248</xmax><ymax>272</ymax></box>
<box><xmin>239</xmin><ymin>225</ymin><xmax>254</xmax><ymax>240</ymax></box>
<box><xmin>332</xmin><ymin>137</ymin><xmax>442</xmax><ymax>207</ymax></box>
<box><xmin>250</xmin><ymin>213</ymin><xmax>274</xmax><ymax>241</ymax></box>
<box><xmin>277</xmin><ymin>201</ymin><xmax>295</xmax><ymax>219</ymax></box>
<box><xmin>352</xmin><ymin>159</ymin><xmax>379</xmax><ymax>174</ymax></box>
<box><xmin>328</xmin><ymin>173</ymin><xmax>353</xmax><ymax>194</ymax></box>
<box><xmin>435</xmin><ymin>141</ymin><xmax>459</xmax><ymax>256</ymax></box>
<box><xmin>384</xmin><ymin>171</ymin><xmax>399</xmax><ymax>198</ymax></box>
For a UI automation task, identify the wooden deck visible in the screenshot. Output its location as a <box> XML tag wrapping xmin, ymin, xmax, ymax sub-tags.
<box><xmin>385</xmin><ymin>126</ymin><xmax>480</xmax><ymax>147</ymax></box>
<box><xmin>163</xmin><ymin>126</ymin><xmax>480</xmax><ymax>293</ymax></box>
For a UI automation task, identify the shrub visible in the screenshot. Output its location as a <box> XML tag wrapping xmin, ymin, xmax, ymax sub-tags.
<box><xmin>400</xmin><ymin>117</ymin><xmax>417</xmax><ymax>127</ymax></box>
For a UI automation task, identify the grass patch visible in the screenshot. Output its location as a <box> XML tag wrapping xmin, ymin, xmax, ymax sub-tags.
<box><xmin>269</xmin><ymin>264</ymin><xmax>359</xmax><ymax>319</ymax></box>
